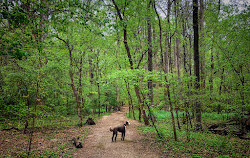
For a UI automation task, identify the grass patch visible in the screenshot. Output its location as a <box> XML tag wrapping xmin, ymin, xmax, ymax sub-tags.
<box><xmin>128</xmin><ymin>109</ymin><xmax>249</xmax><ymax>157</ymax></box>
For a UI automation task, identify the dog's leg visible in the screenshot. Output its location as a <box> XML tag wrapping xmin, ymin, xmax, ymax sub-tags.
<box><xmin>121</xmin><ymin>132</ymin><xmax>125</xmax><ymax>141</ymax></box>
<box><xmin>115</xmin><ymin>132</ymin><xmax>117</xmax><ymax>142</ymax></box>
<box><xmin>123</xmin><ymin>131</ymin><xmax>125</xmax><ymax>141</ymax></box>
<box><xmin>112</xmin><ymin>132</ymin><xmax>115</xmax><ymax>142</ymax></box>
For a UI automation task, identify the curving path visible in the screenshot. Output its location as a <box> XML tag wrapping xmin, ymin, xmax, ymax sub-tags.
<box><xmin>73</xmin><ymin>107</ymin><xmax>162</xmax><ymax>158</ymax></box>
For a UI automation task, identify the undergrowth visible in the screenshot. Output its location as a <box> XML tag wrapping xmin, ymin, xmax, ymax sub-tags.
<box><xmin>127</xmin><ymin>110</ymin><xmax>249</xmax><ymax>157</ymax></box>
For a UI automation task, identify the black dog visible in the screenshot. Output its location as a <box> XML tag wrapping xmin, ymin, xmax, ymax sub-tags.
<box><xmin>110</xmin><ymin>121</ymin><xmax>130</xmax><ymax>142</ymax></box>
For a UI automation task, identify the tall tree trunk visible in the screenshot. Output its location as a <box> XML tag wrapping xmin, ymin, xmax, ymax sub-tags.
<box><xmin>79</xmin><ymin>54</ymin><xmax>84</xmax><ymax>117</ymax></box>
<box><xmin>147</xmin><ymin>0</ymin><xmax>153</xmax><ymax>106</ymax></box>
<box><xmin>153</xmin><ymin>1</ymin><xmax>162</xmax><ymax>106</ymax></box>
<box><xmin>188</xmin><ymin>35</ymin><xmax>192</xmax><ymax>77</ymax></box>
<box><xmin>175</xmin><ymin>38</ymin><xmax>181</xmax><ymax>79</ymax></box>
<box><xmin>193</xmin><ymin>0</ymin><xmax>202</xmax><ymax>130</ymax></box>
<box><xmin>27</xmin><ymin>49</ymin><xmax>42</xmax><ymax>156</ymax></box>
<box><xmin>89</xmin><ymin>59</ymin><xmax>94</xmax><ymax>84</ymax></box>
<box><xmin>210</xmin><ymin>50</ymin><xmax>214</xmax><ymax>92</ymax></box>
<box><xmin>165</xmin><ymin>80</ymin><xmax>177</xmax><ymax>141</ymax></box>
<box><xmin>112</xmin><ymin>0</ymin><xmax>149</xmax><ymax>125</ymax></box>
<box><xmin>159</xmin><ymin>0</ymin><xmax>177</xmax><ymax>141</ymax></box>
<box><xmin>56</xmin><ymin>36</ymin><xmax>82</xmax><ymax>127</ymax></box>
<box><xmin>166</xmin><ymin>0</ymin><xmax>172</xmax><ymax>74</ymax></box>
<box><xmin>135</xmin><ymin>86</ymin><xmax>150</xmax><ymax>125</ymax></box>
<box><xmin>69</xmin><ymin>50</ymin><xmax>82</xmax><ymax>127</ymax></box>
<box><xmin>182</xmin><ymin>18</ymin><xmax>188</xmax><ymax>74</ymax></box>
<box><xmin>218</xmin><ymin>67</ymin><xmax>224</xmax><ymax>114</ymax></box>
<box><xmin>97</xmin><ymin>82</ymin><xmax>101</xmax><ymax>116</ymax></box>
<box><xmin>199</xmin><ymin>0</ymin><xmax>205</xmax><ymax>88</ymax></box>
<box><xmin>174</xmin><ymin>0</ymin><xmax>180</xmax><ymax>79</ymax></box>
<box><xmin>96</xmin><ymin>51</ymin><xmax>101</xmax><ymax>116</ymax></box>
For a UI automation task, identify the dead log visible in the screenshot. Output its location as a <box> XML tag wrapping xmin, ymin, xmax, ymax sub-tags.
<box><xmin>208</xmin><ymin>124</ymin><xmax>219</xmax><ymax>130</ymax></box>
<box><xmin>84</xmin><ymin>118</ymin><xmax>96</xmax><ymax>125</ymax></box>
<box><xmin>209</xmin><ymin>129</ymin><xmax>228</xmax><ymax>135</ymax></box>
<box><xmin>2</xmin><ymin>127</ymin><xmax>19</xmax><ymax>131</ymax></box>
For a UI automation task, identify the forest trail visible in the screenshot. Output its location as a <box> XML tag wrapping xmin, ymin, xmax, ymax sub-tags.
<box><xmin>74</xmin><ymin>106</ymin><xmax>163</xmax><ymax>158</ymax></box>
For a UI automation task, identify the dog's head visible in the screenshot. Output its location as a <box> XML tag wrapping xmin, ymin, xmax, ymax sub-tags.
<box><xmin>125</xmin><ymin>121</ymin><xmax>130</xmax><ymax>126</ymax></box>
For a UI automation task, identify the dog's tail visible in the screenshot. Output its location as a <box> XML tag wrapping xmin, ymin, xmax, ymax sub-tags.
<box><xmin>110</xmin><ymin>126</ymin><xmax>113</xmax><ymax>132</ymax></box>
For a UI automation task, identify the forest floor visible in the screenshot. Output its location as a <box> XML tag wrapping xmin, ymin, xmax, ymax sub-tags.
<box><xmin>0</xmin><ymin>106</ymin><xmax>164</xmax><ymax>157</ymax></box>
<box><xmin>73</xmin><ymin>106</ymin><xmax>163</xmax><ymax>158</ymax></box>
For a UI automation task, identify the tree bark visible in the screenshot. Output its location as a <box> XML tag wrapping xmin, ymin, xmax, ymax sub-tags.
<box><xmin>174</xmin><ymin>0</ymin><xmax>180</xmax><ymax>79</ymax></box>
<box><xmin>210</xmin><ymin>50</ymin><xmax>214</xmax><ymax>92</ymax></box>
<box><xmin>193</xmin><ymin>0</ymin><xmax>202</xmax><ymax>130</ymax></box>
<box><xmin>78</xmin><ymin>54</ymin><xmax>84</xmax><ymax>116</ymax></box>
<box><xmin>147</xmin><ymin>0</ymin><xmax>153</xmax><ymax>106</ymax></box>
<box><xmin>199</xmin><ymin>0</ymin><xmax>205</xmax><ymax>88</ymax></box>
<box><xmin>96</xmin><ymin>51</ymin><xmax>101</xmax><ymax>116</ymax></box>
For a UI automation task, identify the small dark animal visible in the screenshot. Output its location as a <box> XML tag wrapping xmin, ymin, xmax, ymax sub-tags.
<box><xmin>84</xmin><ymin>118</ymin><xmax>96</xmax><ymax>125</ymax></box>
<box><xmin>72</xmin><ymin>137</ymin><xmax>83</xmax><ymax>148</ymax></box>
<box><xmin>110</xmin><ymin>121</ymin><xmax>130</xmax><ymax>142</ymax></box>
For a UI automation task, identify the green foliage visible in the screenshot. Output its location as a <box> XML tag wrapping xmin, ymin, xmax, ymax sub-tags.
<box><xmin>136</xmin><ymin>109</ymin><xmax>249</xmax><ymax>157</ymax></box>
<box><xmin>0</xmin><ymin>0</ymin><xmax>249</xmax><ymax>156</ymax></box>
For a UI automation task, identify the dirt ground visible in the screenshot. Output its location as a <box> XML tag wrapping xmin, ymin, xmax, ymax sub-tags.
<box><xmin>0</xmin><ymin>107</ymin><xmax>164</xmax><ymax>157</ymax></box>
<box><xmin>74</xmin><ymin>106</ymin><xmax>163</xmax><ymax>158</ymax></box>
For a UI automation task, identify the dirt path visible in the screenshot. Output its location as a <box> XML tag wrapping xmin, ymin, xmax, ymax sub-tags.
<box><xmin>74</xmin><ymin>107</ymin><xmax>163</xmax><ymax>158</ymax></box>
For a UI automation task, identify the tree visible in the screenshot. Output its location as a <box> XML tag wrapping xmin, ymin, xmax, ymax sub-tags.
<box><xmin>111</xmin><ymin>0</ymin><xmax>149</xmax><ymax>125</ymax></box>
<box><xmin>193</xmin><ymin>0</ymin><xmax>202</xmax><ymax>130</ymax></box>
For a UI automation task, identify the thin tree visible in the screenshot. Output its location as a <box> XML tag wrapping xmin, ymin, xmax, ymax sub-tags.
<box><xmin>155</xmin><ymin>0</ymin><xmax>177</xmax><ymax>141</ymax></box>
<box><xmin>112</xmin><ymin>0</ymin><xmax>149</xmax><ymax>125</ymax></box>
<box><xmin>56</xmin><ymin>36</ymin><xmax>83</xmax><ymax>127</ymax></box>
<box><xmin>147</xmin><ymin>0</ymin><xmax>153</xmax><ymax>106</ymax></box>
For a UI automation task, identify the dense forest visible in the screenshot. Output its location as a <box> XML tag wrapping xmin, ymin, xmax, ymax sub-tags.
<box><xmin>0</xmin><ymin>0</ymin><xmax>249</xmax><ymax>157</ymax></box>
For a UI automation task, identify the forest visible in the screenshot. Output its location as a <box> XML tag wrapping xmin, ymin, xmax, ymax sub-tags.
<box><xmin>0</xmin><ymin>0</ymin><xmax>249</xmax><ymax>157</ymax></box>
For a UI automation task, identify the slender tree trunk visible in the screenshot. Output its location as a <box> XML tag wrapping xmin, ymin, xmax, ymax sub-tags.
<box><xmin>199</xmin><ymin>0</ymin><xmax>205</xmax><ymax>88</ymax></box>
<box><xmin>27</xmin><ymin>50</ymin><xmax>42</xmax><ymax>156</ymax></box>
<box><xmin>56</xmin><ymin>36</ymin><xmax>82</xmax><ymax>127</ymax></box>
<box><xmin>135</xmin><ymin>86</ymin><xmax>150</xmax><ymax>125</ymax></box>
<box><xmin>97</xmin><ymin>82</ymin><xmax>101</xmax><ymax>116</ymax></box>
<box><xmin>218</xmin><ymin>67</ymin><xmax>224</xmax><ymax>113</ymax></box>
<box><xmin>174</xmin><ymin>0</ymin><xmax>180</xmax><ymax>79</ymax></box>
<box><xmin>188</xmin><ymin>35</ymin><xmax>192</xmax><ymax>77</ymax></box>
<box><xmin>112</xmin><ymin>0</ymin><xmax>149</xmax><ymax>125</ymax></box>
<box><xmin>140</xmin><ymin>89</ymin><xmax>162</xmax><ymax>138</ymax></box>
<box><xmin>96</xmin><ymin>52</ymin><xmax>101</xmax><ymax>116</ymax></box>
<box><xmin>176</xmin><ymin>109</ymin><xmax>181</xmax><ymax>130</ymax></box>
<box><xmin>210</xmin><ymin>50</ymin><xmax>214</xmax><ymax>92</ymax></box>
<box><xmin>89</xmin><ymin>59</ymin><xmax>94</xmax><ymax>84</ymax></box>
<box><xmin>193</xmin><ymin>0</ymin><xmax>202</xmax><ymax>130</ymax></box>
<box><xmin>183</xmin><ymin>21</ymin><xmax>188</xmax><ymax>74</ymax></box>
<box><xmin>166</xmin><ymin>0</ymin><xmax>172</xmax><ymax>74</ymax></box>
<box><xmin>125</xmin><ymin>79</ymin><xmax>135</xmax><ymax>120</ymax></box>
<box><xmin>147</xmin><ymin>0</ymin><xmax>153</xmax><ymax>106</ymax></box>
<box><xmin>166</xmin><ymin>81</ymin><xmax>177</xmax><ymax>141</ymax></box>
<box><xmin>79</xmin><ymin>54</ymin><xmax>84</xmax><ymax>116</ymax></box>
<box><xmin>153</xmin><ymin>1</ymin><xmax>162</xmax><ymax>106</ymax></box>
<box><xmin>162</xmin><ymin>0</ymin><xmax>177</xmax><ymax>141</ymax></box>
<box><xmin>175</xmin><ymin>38</ymin><xmax>181</xmax><ymax>79</ymax></box>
